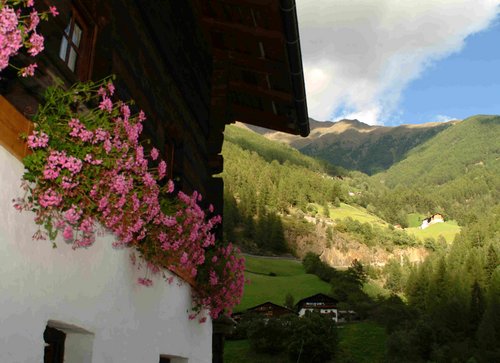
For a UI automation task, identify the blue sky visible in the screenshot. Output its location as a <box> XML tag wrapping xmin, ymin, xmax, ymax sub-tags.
<box><xmin>297</xmin><ymin>0</ymin><xmax>500</xmax><ymax>126</ymax></box>
<box><xmin>395</xmin><ymin>19</ymin><xmax>500</xmax><ymax>125</ymax></box>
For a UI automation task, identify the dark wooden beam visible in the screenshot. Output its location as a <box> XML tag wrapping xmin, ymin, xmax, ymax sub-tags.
<box><xmin>209</xmin><ymin>154</ymin><xmax>224</xmax><ymax>175</ymax></box>
<box><xmin>208</xmin><ymin>59</ymin><xmax>229</xmax><ymax>162</ymax></box>
<box><xmin>230</xmin><ymin>104</ymin><xmax>299</xmax><ymax>135</ymax></box>
<box><xmin>212</xmin><ymin>48</ymin><xmax>286</xmax><ymax>74</ymax></box>
<box><xmin>229</xmin><ymin>81</ymin><xmax>292</xmax><ymax>103</ymax></box>
<box><xmin>218</xmin><ymin>0</ymin><xmax>277</xmax><ymax>8</ymax></box>
<box><xmin>202</xmin><ymin>17</ymin><xmax>283</xmax><ymax>41</ymax></box>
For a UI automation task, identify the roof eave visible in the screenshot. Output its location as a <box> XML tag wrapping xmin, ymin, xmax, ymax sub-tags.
<box><xmin>280</xmin><ymin>0</ymin><xmax>310</xmax><ymax>137</ymax></box>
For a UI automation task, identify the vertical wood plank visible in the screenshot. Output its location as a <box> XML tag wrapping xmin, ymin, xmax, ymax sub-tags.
<box><xmin>0</xmin><ymin>96</ymin><xmax>33</xmax><ymax>161</ymax></box>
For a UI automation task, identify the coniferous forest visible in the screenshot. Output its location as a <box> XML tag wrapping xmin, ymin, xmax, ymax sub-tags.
<box><xmin>222</xmin><ymin>116</ymin><xmax>500</xmax><ymax>362</ymax></box>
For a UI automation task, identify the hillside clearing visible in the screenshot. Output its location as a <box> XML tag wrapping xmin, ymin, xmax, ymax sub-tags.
<box><xmin>237</xmin><ymin>255</ymin><xmax>331</xmax><ymax>311</ymax></box>
<box><xmin>326</xmin><ymin>203</ymin><xmax>388</xmax><ymax>226</ymax></box>
<box><xmin>406</xmin><ymin>221</ymin><xmax>460</xmax><ymax>243</ymax></box>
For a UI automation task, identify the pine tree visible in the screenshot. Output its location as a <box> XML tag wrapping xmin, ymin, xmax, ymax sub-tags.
<box><xmin>468</xmin><ymin>280</ymin><xmax>485</xmax><ymax>336</ymax></box>
<box><xmin>269</xmin><ymin>212</ymin><xmax>287</xmax><ymax>253</ymax></box>
<box><xmin>485</xmin><ymin>244</ymin><xmax>499</xmax><ymax>282</ymax></box>
<box><xmin>347</xmin><ymin>259</ymin><xmax>367</xmax><ymax>285</ymax></box>
<box><xmin>384</xmin><ymin>259</ymin><xmax>403</xmax><ymax>293</ymax></box>
<box><xmin>476</xmin><ymin>269</ymin><xmax>500</xmax><ymax>360</ymax></box>
<box><xmin>223</xmin><ymin>191</ymin><xmax>238</xmax><ymax>243</ymax></box>
<box><xmin>323</xmin><ymin>200</ymin><xmax>330</xmax><ymax>218</ymax></box>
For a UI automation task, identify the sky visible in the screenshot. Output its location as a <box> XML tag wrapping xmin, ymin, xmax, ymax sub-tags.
<box><xmin>296</xmin><ymin>0</ymin><xmax>500</xmax><ymax>125</ymax></box>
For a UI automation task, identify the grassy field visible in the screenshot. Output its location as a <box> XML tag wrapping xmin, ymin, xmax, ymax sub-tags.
<box><xmin>328</xmin><ymin>203</ymin><xmax>388</xmax><ymax>226</ymax></box>
<box><xmin>310</xmin><ymin>203</ymin><xmax>461</xmax><ymax>244</ymax></box>
<box><xmin>237</xmin><ymin>255</ymin><xmax>331</xmax><ymax>311</ymax></box>
<box><xmin>337</xmin><ymin>321</ymin><xmax>387</xmax><ymax>363</ymax></box>
<box><xmin>245</xmin><ymin>255</ymin><xmax>304</xmax><ymax>276</ymax></box>
<box><xmin>406</xmin><ymin>220</ymin><xmax>460</xmax><ymax>243</ymax></box>
<box><xmin>407</xmin><ymin>213</ymin><xmax>425</xmax><ymax>228</ymax></box>
<box><xmin>229</xmin><ymin>256</ymin><xmax>388</xmax><ymax>362</ymax></box>
<box><xmin>224</xmin><ymin>340</ymin><xmax>289</xmax><ymax>363</ymax></box>
<box><xmin>225</xmin><ymin>321</ymin><xmax>387</xmax><ymax>363</ymax></box>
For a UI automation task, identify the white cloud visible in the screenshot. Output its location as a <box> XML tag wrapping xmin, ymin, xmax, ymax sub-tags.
<box><xmin>297</xmin><ymin>0</ymin><xmax>500</xmax><ymax>125</ymax></box>
<box><xmin>434</xmin><ymin>114</ymin><xmax>456</xmax><ymax>122</ymax></box>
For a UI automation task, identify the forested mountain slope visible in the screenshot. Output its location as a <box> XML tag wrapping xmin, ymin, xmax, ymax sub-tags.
<box><xmin>377</xmin><ymin>115</ymin><xmax>499</xmax><ymax>186</ymax></box>
<box><xmin>221</xmin><ymin>125</ymin><xmax>345</xmax><ymax>253</ymax></box>
<box><xmin>244</xmin><ymin>118</ymin><xmax>454</xmax><ymax>175</ymax></box>
<box><xmin>370</xmin><ymin>115</ymin><xmax>500</xmax><ymax>224</ymax></box>
<box><xmin>221</xmin><ymin>125</ymin><xmax>431</xmax><ymax>264</ymax></box>
<box><xmin>224</xmin><ymin>118</ymin><xmax>500</xmax><ymax>363</ymax></box>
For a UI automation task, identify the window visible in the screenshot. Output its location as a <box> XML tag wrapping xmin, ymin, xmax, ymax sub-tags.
<box><xmin>43</xmin><ymin>321</ymin><xmax>94</xmax><ymax>363</ymax></box>
<box><xmin>58</xmin><ymin>5</ymin><xmax>96</xmax><ymax>80</ymax></box>
<box><xmin>159</xmin><ymin>355</ymin><xmax>188</xmax><ymax>363</ymax></box>
<box><xmin>44</xmin><ymin>326</ymin><xmax>65</xmax><ymax>363</ymax></box>
<box><xmin>59</xmin><ymin>17</ymin><xmax>82</xmax><ymax>72</ymax></box>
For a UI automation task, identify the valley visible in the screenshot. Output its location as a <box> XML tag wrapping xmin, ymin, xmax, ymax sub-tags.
<box><xmin>222</xmin><ymin>115</ymin><xmax>500</xmax><ymax>363</ymax></box>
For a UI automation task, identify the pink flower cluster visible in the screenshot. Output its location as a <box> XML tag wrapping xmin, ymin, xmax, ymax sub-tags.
<box><xmin>38</xmin><ymin>188</ymin><xmax>62</xmax><ymax>207</ymax></box>
<box><xmin>27</xmin><ymin>130</ymin><xmax>48</xmax><ymax>148</ymax></box>
<box><xmin>0</xmin><ymin>1</ymin><xmax>58</xmax><ymax>77</ymax></box>
<box><xmin>17</xmin><ymin>78</ymin><xmax>245</xmax><ymax>321</ymax></box>
<box><xmin>0</xmin><ymin>6</ymin><xmax>22</xmax><ymax>71</ymax></box>
<box><xmin>152</xmin><ymin>190</ymin><xmax>223</xmax><ymax>279</ymax></box>
<box><xmin>192</xmin><ymin>243</ymin><xmax>245</xmax><ymax>320</ymax></box>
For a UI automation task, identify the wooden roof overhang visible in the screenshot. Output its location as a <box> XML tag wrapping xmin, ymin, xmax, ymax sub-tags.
<box><xmin>194</xmin><ymin>0</ymin><xmax>310</xmax><ymax>137</ymax></box>
<box><xmin>296</xmin><ymin>293</ymin><xmax>339</xmax><ymax>308</ymax></box>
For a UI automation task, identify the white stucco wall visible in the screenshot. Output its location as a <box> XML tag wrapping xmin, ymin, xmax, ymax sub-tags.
<box><xmin>0</xmin><ymin>146</ymin><xmax>212</xmax><ymax>363</ymax></box>
<box><xmin>298</xmin><ymin>308</ymin><xmax>338</xmax><ymax>322</ymax></box>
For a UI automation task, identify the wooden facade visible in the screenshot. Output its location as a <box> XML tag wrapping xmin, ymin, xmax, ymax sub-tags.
<box><xmin>0</xmin><ymin>0</ymin><xmax>309</xmax><ymax>218</ymax></box>
<box><xmin>246</xmin><ymin>301</ymin><xmax>297</xmax><ymax>318</ymax></box>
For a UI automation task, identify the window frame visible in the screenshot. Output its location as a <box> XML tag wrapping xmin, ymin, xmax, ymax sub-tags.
<box><xmin>58</xmin><ymin>3</ymin><xmax>97</xmax><ymax>81</ymax></box>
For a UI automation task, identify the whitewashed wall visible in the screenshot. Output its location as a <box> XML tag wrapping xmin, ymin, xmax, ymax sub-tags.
<box><xmin>0</xmin><ymin>146</ymin><xmax>212</xmax><ymax>363</ymax></box>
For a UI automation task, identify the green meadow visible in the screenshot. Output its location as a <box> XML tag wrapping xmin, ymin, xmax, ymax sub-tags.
<box><xmin>227</xmin><ymin>255</ymin><xmax>388</xmax><ymax>362</ymax></box>
<box><xmin>328</xmin><ymin>203</ymin><xmax>388</xmax><ymax>226</ymax></box>
<box><xmin>337</xmin><ymin>321</ymin><xmax>387</xmax><ymax>363</ymax></box>
<box><xmin>237</xmin><ymin>255</ymin><xmax>331</xmax><ymax>311</ymax></box>
<box><xmin>406</xmin><ymin>220</ymin><xmax>461</xmax><ymax>243</ymax></box>
<box><xmin>406</xmin><ymin>213</ymin><xmax>460</xmax><ymax>243</ymax></box>
<box><xmin>322</xmin><ymin>205</ymin><xmax>460</xmax><ymax>244</ymax></box>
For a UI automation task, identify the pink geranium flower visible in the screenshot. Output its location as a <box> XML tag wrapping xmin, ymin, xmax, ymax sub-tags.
<box><xmin>20</xmin><ymin>63</ymin><xmax>37</xmax><ymax>77</ymax></box>
<box><xmin>49</xmin><ymin>6</ymin><xmax>59</xmax><ymax>17</ymax></box>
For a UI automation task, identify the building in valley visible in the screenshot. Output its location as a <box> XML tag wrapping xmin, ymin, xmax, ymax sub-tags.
<box><xmin>245</xmin><ymin>301</ymin><xmax>297</xmax><ymax>319</ymax></box>
<box><xmin>296</xmin><ymin>293</ymin><xmax>339</xmax><ymax>322</ymax></box>
<box><xmin>421</xmin><ymin>213</ymin><xmax>445</xmax><ymax>229</ymax></box>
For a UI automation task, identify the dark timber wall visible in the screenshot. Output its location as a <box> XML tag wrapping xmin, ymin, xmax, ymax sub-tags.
<box><xmin>1</xmin><ymin>0</ymin><xmax>222</xmax><ymax>211</ymax></box>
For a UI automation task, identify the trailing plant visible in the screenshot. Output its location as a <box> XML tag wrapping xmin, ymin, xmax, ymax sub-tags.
<box><xmin>13</xmin><ymin>78</ymin><xmax>245</xmax><ymax>321</ymax></box>
<box><xmin>0</xmin><ymin>0</ymin><xmax>58</xmax><ymax>77</ymax></box>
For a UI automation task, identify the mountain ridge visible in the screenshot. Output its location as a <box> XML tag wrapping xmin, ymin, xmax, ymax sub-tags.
<box><xmin>237</xmin><ymin>117</ymin><xmax>459</xmax><ymax>174</ymax></box>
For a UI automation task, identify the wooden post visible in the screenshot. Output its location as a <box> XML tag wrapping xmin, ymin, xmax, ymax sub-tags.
<box><xmin>0</xmin><ymin>96</ymin><xmax>33</xmax><ymax>160</ymax></box>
